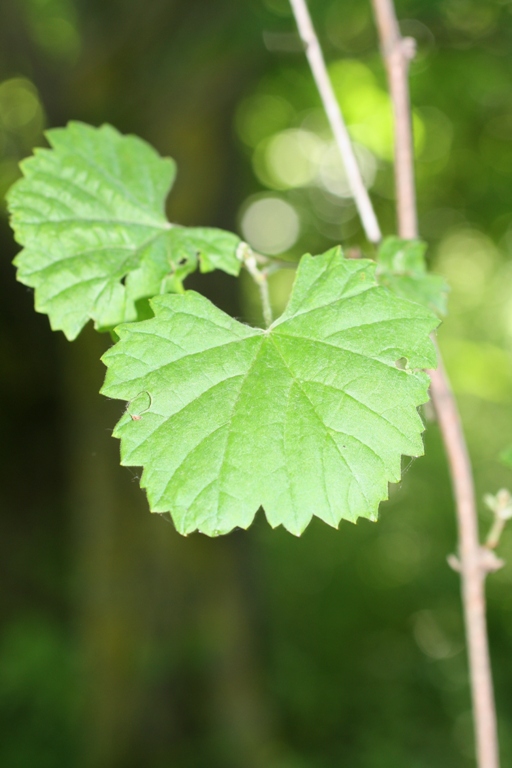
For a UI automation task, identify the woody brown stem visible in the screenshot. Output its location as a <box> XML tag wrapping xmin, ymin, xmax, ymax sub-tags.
<box><xmin>371</xmin><ymin>2</ymin><xmax>500</xmax><ymax>765</ymax></box>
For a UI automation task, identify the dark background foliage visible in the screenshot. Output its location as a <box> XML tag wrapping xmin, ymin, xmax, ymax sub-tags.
<box><xmin>2</xmin><ymin>1</ymin><xmax>512</xmax><ymax>766</ymax></box>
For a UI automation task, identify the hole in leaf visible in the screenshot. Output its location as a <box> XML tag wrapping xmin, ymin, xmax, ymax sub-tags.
<box><xmin>126</xmin><ymin>391</ymin><xmax>152</xmax><ymax>421</ymax></box>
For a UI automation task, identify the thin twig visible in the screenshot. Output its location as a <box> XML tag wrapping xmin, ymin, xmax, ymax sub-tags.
<box><xmin>486</xmin><ymin>517</ymin><xmax>506</xmax><ymax>551</ymax></box>
<box><xmin>288</xmin><ymin>0</ymin><xmax>382</xmax><ymax>244</ymax></box>
<box><xmin>371</xmin><ymin>2</ymin><xmax>500</xmax><ymax>766</ymax></box>
<box><xmin>370</xmin><ymin>0</ymin><xmax>417</xmax><ymax>238</ymax></box>
<box><xmin>256</xmin><ymin>276</ymin><xmax>273</xmax><ymax>329</ymax></box>
<box><xmin>287</xmin><ymin>0</ymin><xmax>501</xmax><ymax>761</ymax></box>
<box><xmin>429</xmin><ymin>351</ymin><xmax>500</xmax><ymax>768</ymax></box>
<box><xmin>237</xmin><ymin>243</ymin><xmax>273</xmax><ymax>328</ymax></box>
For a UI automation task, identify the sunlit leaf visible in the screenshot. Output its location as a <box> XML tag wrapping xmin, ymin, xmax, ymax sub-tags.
<box><xmin>7</xmin><ymin>122</ymin><xmax>241</xmax><ymax>339</ymax></box>
<box><xmin>102</xmin><ymin>247</ymin><xmax>439</xmax><ymax>536</ymax></box>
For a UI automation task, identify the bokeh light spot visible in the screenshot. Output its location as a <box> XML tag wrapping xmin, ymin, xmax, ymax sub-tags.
<box><xmin>0</xmin><ymin>78</ymin><xmax>43</xmax><ymax>132</ymax></box>
<box><xmin>436</xmin><ymin>229</ymin><xmax>499</xmax><ymax>309</ymax></box>
<box><xmin>240</xmin><ymin>197</ymin><xmax>300</xmax><ymax>255</ymax></box>
<box><xmin>23</xmin><ymin>0</ymin><xmax>81</xmax><ymax>61</ymax></box>
<box><xmin>261</xmin><ymin>129</ymin><xmax>324</xmax><ymax>190</ymax></box>
<box><xmin>327</xmin><ymin>58</ymin><xmax>424</xmax><ymax>160</ymax></box>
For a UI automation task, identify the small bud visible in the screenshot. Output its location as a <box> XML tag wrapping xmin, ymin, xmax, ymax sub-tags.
<box><xmin>236</xmin><ymin>241</ymin><xmax>251</xmax><ymax>262</ymax></box>
<box><xmin>484</xmin><ymin>489</ymin><xmax>512</xmax><ymax>520</ymax></box>
<box><xmin>496</xmin><ymin>489</ymin><xmax>512</xmax><ymax>520</ymax></box>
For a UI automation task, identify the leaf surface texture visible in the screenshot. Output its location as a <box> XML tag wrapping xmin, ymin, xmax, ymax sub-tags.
<box><xmin>8</xmin><ymin>122</ymin><xmax>240</xmax><ymax>339</ymax></box>
<box><xmin>102</xmin><ymin>248</ymin><xmax>439</xmax><ymax>536</ymax></box>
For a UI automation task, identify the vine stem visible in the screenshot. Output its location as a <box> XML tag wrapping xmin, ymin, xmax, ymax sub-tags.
<box><xmin>288</xmin><ymin>0</ymin><xmax>382</xmax><ymax>244</ymax></box>
<box><xmin>369</xmin><ymin>0</ymin><xmax>417</xmax><ymax>239</ymax></box>
<box><xmin>237</xmin><ymin>243</ymin><xmax>273</xmax><ymax>328</ymax></box>
<box><xmin>255</xmin><ymin>276</ymin><xmax>272</xmax><ymax>329</ymax></box>
<box><xmin>370</xmin><ymin>1</ymin><xmax>500</xmax><ymax>766</ymax></box>
<box><xmin>429</xmin><ymin>352</ymin><xmax>500</xmax><ymax>768</ymax></box>
<box><xmin>288</xmin><ymin>0</ymin><xmax>501</xmax><ymax>764</ymax></box>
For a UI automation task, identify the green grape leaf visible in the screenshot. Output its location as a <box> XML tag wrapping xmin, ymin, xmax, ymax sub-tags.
<box><xmin>376</xmin><ymin>236</ymin><xmax>449</xmax><ymax>317</ymax></box>
<box><xmin>7</xmin><ymin>122</ymin><xmax>176</xmax><ymax>339</ymax></box>
<box><xmin>101</xmin><ymin>247</ymin><xmax>439</xmax><ymax>537</ymax></box>
<box><xmin>7</xmin><ymin>121</ymin><xmax>241</xmax><ymax>340</ymax></box>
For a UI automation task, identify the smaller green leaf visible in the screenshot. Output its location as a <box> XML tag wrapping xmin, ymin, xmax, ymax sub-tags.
<box><xmin>7</xmin><ymin>121</ymin><xmax>242</xmax><ymax>339</ymax></box>
<box><xmin>7</xmin><ymin>122</ymin><xmax>177</xmax><ymax>339</ymax></box>
<box><xmin>168</xmin><ymin>227</ymin><xmax>241</xmax><ymax>277</ymax></box>
<box><xmin>376</xmin><ymin>236</ymin><xmax>449</xmax><ymax>317</ymax></box>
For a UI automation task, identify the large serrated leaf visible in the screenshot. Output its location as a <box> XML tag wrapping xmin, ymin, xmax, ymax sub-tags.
<box><xmin>101</xmin><ymin>247</ymin><xmax>439</xmax><ymax>537</ymax></box>
<box><xmin>376</xmin><ymin>236</ymin><xmax>449</xmax><ymax>317</ymax></box>
<box><xmin>7</xmin><ymin>122</ymin><xmax>241</xmax><ymax>340</ymax></box>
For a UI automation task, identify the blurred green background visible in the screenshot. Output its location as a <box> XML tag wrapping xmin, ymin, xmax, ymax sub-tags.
<box><xmin>2</xmin><ymin>0</ymin><xmax>512</xmax><ymax>766</ymax></box>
